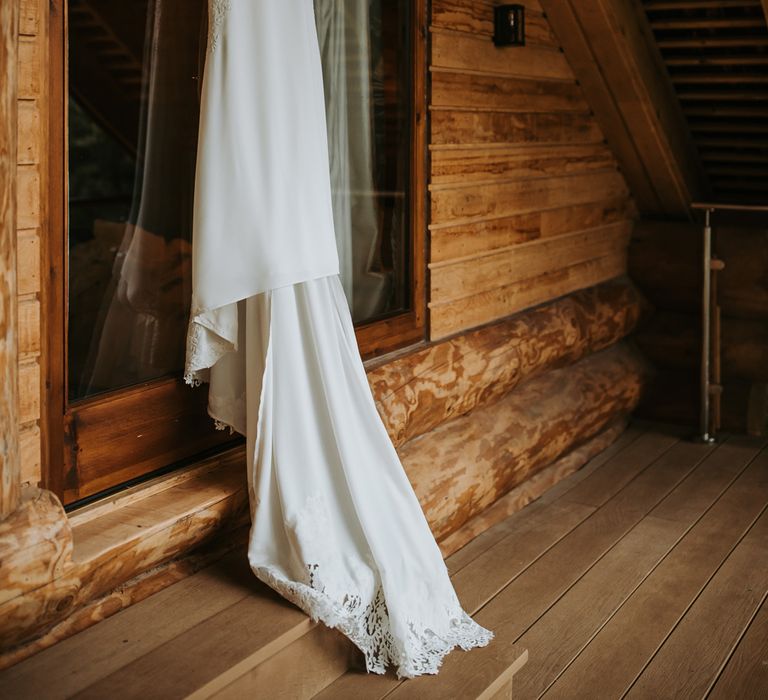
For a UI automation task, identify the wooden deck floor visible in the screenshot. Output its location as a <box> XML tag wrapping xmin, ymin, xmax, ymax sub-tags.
<box><xmin>2</xmin><ymin>422</ymin><xmax>768</xmax><ymax>698</ymax></box>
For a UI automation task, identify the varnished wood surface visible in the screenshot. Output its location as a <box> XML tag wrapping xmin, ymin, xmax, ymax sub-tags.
<box><xmin>428</xmin><ymin>0</ymin><xmax>635</xmax><ymax>339</ymax></box>
<box><xmin>4</xmin><ymin>424</ymin><xmax>766</xmax><ymax>698</ymax></box>
<box><xmin>0</xmin><ymin>0</ymin><xmax>20</xmax><ymax>517</ymax></box>
<box><xmin>642</xmin><ymin>2</ymin><xmax>768</xmax><ymax>204</ymax></box>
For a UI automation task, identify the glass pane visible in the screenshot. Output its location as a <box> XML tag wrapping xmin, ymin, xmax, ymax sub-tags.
<box><xmin>67</xmin><ymin>0</ymin><xmax>205</xmax><ymax>401</ymax></box>
<box><xmin>67</xmin><ymin>0</ymin><xmax>412</xmax><ymax>401</ymax></box>
<box><xmin>315</xmin><ymin>0</ymin><xmax>412</xmax><ymax>324</ymax></box>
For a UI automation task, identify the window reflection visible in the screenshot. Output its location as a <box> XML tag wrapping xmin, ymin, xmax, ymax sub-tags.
<box><xmin>68</xmin><ymin>0</ymin><xmax>204</xmax><ymax>401</ymax></box>
<box><xmin>67</xmin><ymin>0</ymin><xmax>412</xmax><ymax>402</ymax></box>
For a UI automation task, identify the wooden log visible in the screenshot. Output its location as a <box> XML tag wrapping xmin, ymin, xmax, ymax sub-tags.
<box><xmin>636</xmin><ymin>310</ymin><xmax>768</xmax><ymax>382</ymax></box>
<box><xmin>630</xmin><ymin>220</ymin><xmax>768</xmax><ymax>319</ymax></box>
<box><xmin>0</xmin><ymin>488</ymin><xmax>72</xmax><ymax>609</ymax></box>
<box><xmin>0</xmin><ymin>0</ymin><xmax>19</xmax><ymax>519</ymax></box>
<box><xmin>400</xmin><ymin>343</ymin><xmax>647</xmax><ymax>540</ymax></box>
<box><xmin>368</xmin><ymin>278</ymin><xmax>646</xmax><ymax>447</ymax></box>
<box><xmin>0</xmin><ymin>460</ymin><xmax>249</xmax><ymax>652</ymax></box>
<box><xmin>0</xmin><ymin>525</ymin><xmax>251</xmax><ymax>671</ymax></box>
<box><xmin>438</xmin><ymin>417</ymin><xmax>629</xmax><ymax>557</ymax></box>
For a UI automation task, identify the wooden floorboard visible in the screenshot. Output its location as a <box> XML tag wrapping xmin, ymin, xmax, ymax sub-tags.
<box><xmin>528</xmin><ymin>435</ymin><xmax>765</xmax><ymax>698</ymax></box>
<box><xmin>708</xmin><ymin>598</ymin><xmax>768</xmax><ymax>698</ymax></box>
<box><xmin>0</xmin><ymin>550</ymin><xmax>257</xmax><ymax>699</ymax></box>
<box><xmin>4</xmin><ymin>423</ymin><xmax>768</xmax><ymax>699</ymax></box>
<box><xmin>626</xmin><ymin>498</ymin><xmax>768</xmax><ymax>697</ymax></box>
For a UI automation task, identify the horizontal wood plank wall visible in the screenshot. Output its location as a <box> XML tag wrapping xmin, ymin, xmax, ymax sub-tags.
<box><xmin>428</xmin><ymin>0</ymin><xmax>636</xmax><ymax>339</ymax></box>
<box><xmin>16</xmin><ymin>0</ymin><xmax>45</xmax><ymax>489</ymax></box>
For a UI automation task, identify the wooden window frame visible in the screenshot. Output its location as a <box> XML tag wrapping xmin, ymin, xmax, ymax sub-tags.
<box><xmin>43</xmin><ymin>0</ymin><xmax>429</xmax><ymax>507</ymax></box>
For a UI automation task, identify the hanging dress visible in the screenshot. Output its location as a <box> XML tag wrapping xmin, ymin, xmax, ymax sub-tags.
<box><xmin>185</xmin><ymin>0</ymin><xmax>493</xmax><ymax>679</ymax></box>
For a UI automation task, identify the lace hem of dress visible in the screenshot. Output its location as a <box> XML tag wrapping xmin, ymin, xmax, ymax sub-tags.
<box><xmin>252</xmin><ymin>563</ymin><xmax>494</xmax><ymax>679</ymax></box>
<box><xmin>183</xmin><ymin>315</ymin><xmax>232</xmax><ymax>388</ymax></box>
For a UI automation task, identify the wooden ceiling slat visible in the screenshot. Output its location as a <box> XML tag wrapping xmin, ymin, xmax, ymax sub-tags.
<box><xmin>672</xmin><ymin>75</ymin><xmax>768</xmax><ymax>84</ymax></box>
<box><xmin>657</xmin><ymin>37</ymin><xmax>768</xmax><ymax>47</ymax></box>
<box><xmin>702</xmin><ymin>151</ymin><xmax>768</xmax><ymax>162</ymax></box>
<box><xmin>685</xmin><ymin>106</ymin><xmax>768</xmax><ymax>116</ymax></box>
<box><xmin>666</xmin><ymin>56</ymin><xmax>768</xmax><ymax>65</ymax></box>
<box><xmin>650</xmin><ymin>18</ymin><xmax>765</xmax><ymax>30</ymax></box>
<box><xmin>678</xmin><ymin>91</ymin><xmax>768</xmax><ymax>100</ymax></box>
<box><xmin>645</xmin><ymin>0</ymin><xmax>762</xmax><ymax>9</ymax></box>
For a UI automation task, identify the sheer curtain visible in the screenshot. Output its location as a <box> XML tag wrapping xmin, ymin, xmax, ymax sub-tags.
<box><xmin>314</xmin><ymin>0</ymin><xmax>390</xmax><ymax>322</ymax></box>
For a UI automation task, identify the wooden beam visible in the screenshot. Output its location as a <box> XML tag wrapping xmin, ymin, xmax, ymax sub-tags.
<box><xmin>762</xmin><ymin>1</ymin><xmax>768</xmax><ymax>29</ymax></box>
<box><xmin>535</xmin><ymin>0</ymin><xmax>660</xmax><ymax>215</ymax></box>
<box><xmin>369</xmin><ymin>278</ymin><xmax>646</xmax><ymax>447</ymax></box>
<box><xmin>0</xmin><ymin>0</ymin><xmax>20</xmax><ymax>518</ymax></box>
<box><xmin>400</xmin><ymin>342</ymin><xmax>646</xmax><ymax>540</ymax></box>
<box><xmin>540</xmin><ymin>0</ymin><xmax>706</xmax><ymax>218</ymax></box>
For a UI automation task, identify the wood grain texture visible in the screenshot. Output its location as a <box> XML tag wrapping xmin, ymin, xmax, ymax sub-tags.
<box><xmin>1</xmin><ymin>0</ymin><xmax>20</xmax><ymax>518</ymax></box>
<box><xmin>430</xmin><ymin>172</ymin><xmax>627</xmax><ymax>228</ymax></box>
<box><xmin>539</xmin><ymin>0</ymin><xmax>704</xmax><ymax>217</ymax></box>
<box><xmin>430</xmin><ymin>110</ymin><xmax>602</xmax><ymax>148</ymax></box>
<box><xmin>16</xmin><ymin>100</ymin><xmax>39</xmax><ymax>165</ymax></box>
<box><xmin>520</xmin><ymin>436</ymin><xmax>764</xmax><ymax>698</ymax></box>
<box><xmin>430</xmin><ymin>145</ymin><xmax>618</xmax><ymax>186</ymax></box>
<box><xmin>428</xmin><ymin>1</ymin><xmax>634</xmax><ymax>338</ymax></box>
<box><xmin>430</xmin><ymin>253</ymin><xmax>628</xmax><ymax>338</ymax></box>
<box><xmin>431</xmin><ymin>29</ymin><xmax>572</xmax><ymax>81</ymax></box>
<box><xmin>0</xmin><ymin>453</ymin><xmax>249</xmax><ymax>653</ymax></box>
<box><xmin>438</xmin><ymin>417</ymin><xmax>628</xmax><ymax>557</ymax></box>
<box><xmin>431</xmin><ymin>0</ymin><xmax>550</xmax><ymax>44</ymax></box>
<box><xmin>430</xmin><ymin>222</ymin><xmax>631</xmax><ymax>302</ymax></box>
<box><xmin>626</xmin><ymin>481</ymin><xmax>768</xmax><ymax>698</ymax></box>
<box><xmin>709</xmin><ymin>600</ymin><xmax>768</xmax><ymax>698</ymax></box>
<box><xmin>401</xmin><ymin>343</ymin><xmax>647</xmax><ymax>540</ymax></box>
<box><xmin>369</xmin><ymin>278</ymin><xmax>645</xmax><ymax>447</ymax></box>
<box><xmin>0</xmin><ymin>487</ymin><xmax>72</xmax><ymax>610</ymax></box>
<box><xmin>431</xmin><ymin>71</ymin><xmax>587</xmax><ymax>113</ymax></box>
<box><xmin>546</xmin><ymin>437</ymin><xmax>768</xmax><ymax>698</ymax></box>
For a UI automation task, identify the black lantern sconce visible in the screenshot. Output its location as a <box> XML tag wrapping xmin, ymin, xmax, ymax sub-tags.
<box><xmin>493</xmin><ymin>4</ymin><xmax>525</xmax><ymax>47</ymax></box>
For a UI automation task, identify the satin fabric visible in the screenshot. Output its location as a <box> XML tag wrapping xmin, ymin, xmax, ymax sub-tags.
<box><xmin>185</xmin><ymin>0</ymin><xmax>493</xmax><ymax>677</ymax></box>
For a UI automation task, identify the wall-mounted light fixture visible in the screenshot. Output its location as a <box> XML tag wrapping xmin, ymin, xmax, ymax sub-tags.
<box><xmin>493</xmin><ymin>4</ymin><xmax>525</xmax><ymax>47</ymax></box>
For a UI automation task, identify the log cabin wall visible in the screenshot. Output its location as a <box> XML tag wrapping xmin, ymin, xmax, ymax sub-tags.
<box><xmin>15</xmin><ymin>0</ymin><xmax>46</xmax><ymax>491</ymax></box>
<box><xmin>0</xmin><ymin>0</ymin><xmax>651</xmax><ymax>661</ymax></box>
<box><xmin>631</xmin><ymin>219</ymin><xmax>768</xmax><ymax>435</ymax></box>
<box><xmin>427</xmin><ymin>0</ymin><xmax>637</xmax><ymax>340</ymax></box>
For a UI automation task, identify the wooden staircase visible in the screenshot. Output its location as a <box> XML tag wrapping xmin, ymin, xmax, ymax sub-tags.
<box><xmin>641</xmin><ymin>0</ymin><xmax>768</xmax><ymax>202</ymax></box>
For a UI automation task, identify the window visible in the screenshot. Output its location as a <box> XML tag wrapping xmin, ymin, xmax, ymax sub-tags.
<box><xmin>46</xmin><ymin>0</ymin><xmax>427</xmax><ymax>506</ymax></box>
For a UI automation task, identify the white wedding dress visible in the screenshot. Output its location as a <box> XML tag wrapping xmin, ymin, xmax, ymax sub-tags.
<box><xmin>185</xmin><ymin>0</ymin><xmax>492</xmax><ymax>678</ymax></box>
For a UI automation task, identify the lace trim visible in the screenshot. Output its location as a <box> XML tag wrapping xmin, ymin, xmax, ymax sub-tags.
<box><xmin>208</xmin><ymin>0</ymin><xmax>231</xmax><ymax>52</ymax></box>
<box><xmin>183</xmin><ymin>315</ymin><xmax>233</xmax><ymax>387</ymax></box>
<box><xmin>252</xmin><ymin>563</ymin><xmax>494</xmax><ymax>679</ymax></box>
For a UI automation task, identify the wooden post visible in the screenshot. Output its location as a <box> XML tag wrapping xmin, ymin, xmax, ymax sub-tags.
<box><xmin>1</xmin><ymin>0</ymin><xmax>20</xmax><ymax>518</ymax></box>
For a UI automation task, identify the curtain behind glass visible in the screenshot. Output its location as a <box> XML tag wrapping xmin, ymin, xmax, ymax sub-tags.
<box><xmin>315</xmin><ymin>0</ymin><xmax>393</xmax><ymax>323</ymax></box>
